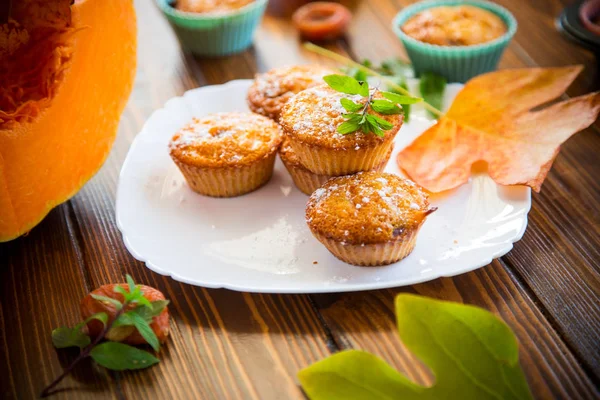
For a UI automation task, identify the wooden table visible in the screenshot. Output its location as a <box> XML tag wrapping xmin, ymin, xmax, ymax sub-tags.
<box><xmin>1</xmin><ymin>0</ymin><xmax>599</xmax><ymax>398</ymax></box>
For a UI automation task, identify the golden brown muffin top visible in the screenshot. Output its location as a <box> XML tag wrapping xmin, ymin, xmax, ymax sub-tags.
<box><xmin>176</xmin><ymin>0</ymin><xmax>254</xmax><ymax>14</ymax></box>
<box><xmin>306</xmin><ymin>172</ymin><xmax>434</xmax><ymax>244</ymax></box>
<box><xmin>280</xmin><ymin>84</ymin><xmax>403</xmax><ymax>150</ymax></box>
<box><xmin>401</xmin><ymin>5</ymin><xmax>507</xmax><ymax>46</ymax></box>
<box><xmin>247</xmin><ymin>65</ymin><xmax>336</xmax><ymax>121</ymax></box>
<box><xmin>169</xmin><ymin>112</ymin><xmax>282</xmax><ymax>168</ymax></box>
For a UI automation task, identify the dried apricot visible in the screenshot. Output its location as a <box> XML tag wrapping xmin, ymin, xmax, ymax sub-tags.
<box><xmin>293</xmin><ymin>2</ymin><xmax>352</xmax><ymax>41</ymax></box>
<box><xmin>81</xmin><ymin>284</ymin><xmax>170</xmax><ymax>345</ymax></box>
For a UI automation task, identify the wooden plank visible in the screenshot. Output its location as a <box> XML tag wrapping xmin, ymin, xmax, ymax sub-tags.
<box><xmin>0</xmin><ymin>207</ymin><xmax>119</xmax><ymax>399</ymax></box>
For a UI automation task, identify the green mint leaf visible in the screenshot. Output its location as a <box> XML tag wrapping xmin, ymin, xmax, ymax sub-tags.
<box><xmin>366</xmin><ymin>114</ymin><xmax>394</xmax><ymax>131</ymax></box>
<box><xmin>370</xmin><ymin>99</ymin><xmax>402</xmax><ymax>115</ymax></box>
<box><xmin>112</xmin><ymin>313</ymin><xmax>134</xmax><ymax>328</ymax></box>
<box><xmin>126</xmin><ymin>274</ymin><xmax>136</xmax><ymax>294</ymax></box>
<box><xmin>323</xmin><ymin>75</ymin><xmax>364</xmax><ymax>96</ymax></box>
<box><xmin>52</xmin><ymin>326</ymin><xmax>91</xmax><ymax>349</ymax></box>
<box><xmin>419</xmin><ymin>72</ymin><xmax>447</xmax><ymax>118</ymax></box>
<box><xmin>340</xmin><ymin>98</ymin><xmax>363</xmax><ymax>113</ymax></box>
<box><xmin>129</xmin><ymin>312</ymin><xmax>160</xmax><ymax>352</ymax></box>
<box><xmin>84</xmin><ymin>312</ymin><xmax>108</xmax><ymax>326</ymax></box>
<box><xmin>358</xmin><ymin>80</ymin><xmax>369</xmax><ymax>97</ymax></box>
<box><xmin>90</xmin><ymin>342</ymin><xmax>159</xmax><ymax>371</ymax></box>
<box><xmin>149</xmin><ymin>300</ymin><xmax>170</xmax><ymax>317</ymax></box>
<box><xmin>397</xmin><ymin>81</ymin><xmax>411</xmax><ymax>123</ymax></box>
<box><xmin>299</xmin><ymin>294</ymin><xmax>533</xmax><ymax>400</ymax></box>
<box><xmin>380</xmin><ymin>58</ymin><xmax>413</xmax><ymax>78</ymax></box>
<box><xmin>381</xmin><ymin>91</ymin><xmax>422</xmax><ymax>105</ymax></box>
<box><xmin>114</xmin><ymin>285</ymin><xmax>129</xmax><ymax>297</ymax></box>
<box><xmin>337</xmin><ymin>120</ymin><xmax>360</xmax><ymax>135</ymax></box>
<box><xmin>91</xmin><ymin>294</ymin><xmax>123</xmax><ymax>310</ymax></box>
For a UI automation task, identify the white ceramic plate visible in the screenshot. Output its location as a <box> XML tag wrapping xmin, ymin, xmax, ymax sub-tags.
<box><xmin>116</xmin><ymin>79</ymin><xmax>531</xmax><ymax>293</ymax></box>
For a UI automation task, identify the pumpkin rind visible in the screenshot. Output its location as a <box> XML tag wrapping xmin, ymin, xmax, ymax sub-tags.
<box><xmin>0</xmin><ymin>0</ymin><xmax>137</xmax><ymax>242</ymax></box>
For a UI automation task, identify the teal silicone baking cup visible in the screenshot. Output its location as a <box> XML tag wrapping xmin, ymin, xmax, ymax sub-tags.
<box><xmin>393</xmin><ymin>0</ymin><xmax>517</xmax><ymax>83</ymax></box>
<box><xmin>156</xmin><ymin>0</ymin><xmax>268</xmax><ymax>56</ymax></box>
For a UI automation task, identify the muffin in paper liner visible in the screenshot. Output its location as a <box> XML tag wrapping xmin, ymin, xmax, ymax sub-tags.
<box><xmin>279</xmin><ymin>139</ymin><xmax>393</xmax><ymax>195</ymax></box>
<box><xmin>173</xmin><ymin>153</ymin><xmax>277</xmax><ymax>197</ymax></box>
<box><xmin>392</xmin><ymin>0</ymin><xmax>517</xmax><ymax>83</ymax></box>
<box><xmin>306</xmin><ymin>172</ymin><xmax>436</xmax><ymax>266</ymax></box>
<box><xmin>169</xmin><ymin>112</ymin><xmax>282</xmax><ymax>198</ymax></box>
<box><xmin>247</xmin><ymin>64</ymin><xmax>336</xmax><ymax>122</ymax></box>
<box><xmin>280</xmin><ymin>84</ymin><xmax>403</xmax><ymax>176</ymax></box>
<box><xmin>156</xmin><ymin>0</ymin><xmax>268</xmax><ymax>56</ymax></box>
<box><xmin>311</xmin><ymin>229</ymin><xmax>420</xmax><ymax>266</ymax></box>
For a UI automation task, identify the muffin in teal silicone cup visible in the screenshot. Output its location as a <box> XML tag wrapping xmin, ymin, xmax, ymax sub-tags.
<box><xmin>393</xmin><ymin>0</ymin><xmax>517</xmax><ymax>83</ymax></box>
<box><xmin>157</xmin><ymin>0</ymin><xmax>268</xmax><ymax>56</ymax></box>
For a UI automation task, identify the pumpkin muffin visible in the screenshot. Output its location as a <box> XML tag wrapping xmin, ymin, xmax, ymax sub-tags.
<box><xmin>280</xmin><ymin>84</ymin><xmax>403</xmax><ymax>176</ymax></box>
<box><xmin>401</xmin><ymin>5</ymin><xmax>507</xmax><ymax>46</ymax></box>
<box><xmin>169</xmin><ymin>112</ymin><xmax>282</xmax><ymax>197</ymax></box>
<box><xmin>306</xmin><ymin>172</ymin><xmax>436</xmax><ymax>266</ymax></box>
<box><xmin>247</xmin><ymin>64</ymin><xmax>336</xmax><ymax>121</ymax></box>
<box><xmin>279</xmin><ymin>137</ymin><xmax>393</xmax><ymax>195</ymax></box>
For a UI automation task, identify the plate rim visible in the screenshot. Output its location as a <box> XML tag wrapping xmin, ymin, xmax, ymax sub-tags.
<box><xmin>116</xmin><ymin>79</ymin><xmax>531</xmax><ymax>294</ymax></box>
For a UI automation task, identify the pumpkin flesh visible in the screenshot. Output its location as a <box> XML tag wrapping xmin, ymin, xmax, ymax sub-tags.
<box><xmin>0</xmin><ymin>0</ymin><xmax>136</xmax><ymax>242</ymax></box>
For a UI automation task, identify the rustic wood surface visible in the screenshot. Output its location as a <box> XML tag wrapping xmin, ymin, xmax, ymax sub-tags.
<box><xmin>1</xmin><ymin>0</ymin><xmax>599</xmax><ymax>399</ymax></box>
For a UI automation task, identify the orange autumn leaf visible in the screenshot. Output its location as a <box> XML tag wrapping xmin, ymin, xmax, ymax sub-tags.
<box><xmin>397</xmin><ymin>66</ymin><xmax>600</xmax><ymax>193</ymax></box>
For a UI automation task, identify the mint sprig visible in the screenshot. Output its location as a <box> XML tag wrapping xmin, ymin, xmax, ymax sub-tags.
<box><xmin>323</xmin><ymin>74</ymin><xmax>421</xmax><ymax>137</ymax></box>
<box><xmin>41</xmin><ymin>275</ymin><xmax>169</xmax><ymax>397</ymax></box>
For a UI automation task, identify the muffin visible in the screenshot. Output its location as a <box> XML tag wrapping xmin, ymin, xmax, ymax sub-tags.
<box><xmin>169</xmin><ymin>112</ymin><xmax>282</xmax><ymax>197</ymax></box>
<box><xmin>306</xmin><ymin>172</ymin><xmax>436</xmax><ymax>266</ymax></box>
<box><xmin>401</xmin><ymin>5</ymin><xmax>507</xmax><ymax>46</ymax></box>
<box><xmin>247</xmin><ymin>64</ymin><xmax>336</xmax><ymax>122</ymax></box>
<box><xmin>280</xmin><ymin>84</ymin><xmax>403</xmax><ymax>176</ymax></box>
<box><xmin>392</xmin><ymin>0</ymin><xmax>517</xmax><ymax>83</ymax></box>
<box><xmin>156</xmin><ymin>0</ymin><xmax>268</xmax><ymax>56</ymax></box>
<box><xmin>279</xmin><ymin>138</ymin><xmax>393</xmax><ymax>195</ymax></box>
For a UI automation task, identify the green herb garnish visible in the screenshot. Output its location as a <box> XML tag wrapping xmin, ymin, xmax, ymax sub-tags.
<box><xmin>419</xmin><ymin>71</ymin><xmax>447</xmax><ymax>119</ymax></box>
<box><xmin>323</xmin><ymin>74</ymin><xmax>421</xmax><ymax>137</ymax></box>
<box><xmin>299</xmin><ymin>294</ymin><xmax>533</xmax><ymax>400</ymax></box>
<box><xmin>42</xmin><ymin>275</ymin><xmax>169</xmax><ymax>397</ymax></box>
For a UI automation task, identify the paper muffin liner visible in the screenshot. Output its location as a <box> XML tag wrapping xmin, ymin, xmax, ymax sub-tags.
<box><xmin>156</xmin><ymin>0</ymin><xmax>268</xmax><ymax>56</ymax></box>
<box><xmin>287</xmin><ymin>138</ymin><xmax>395</xmax><ymax>176</ymax></box>
<box><xmin>311</xmin><ymin>228</ymin><xmax>420</xmax><ymax>267</ymax></box>
<box><xmin>173</xmin><ymin>152</ymin><xmax>276</xmax><ymax>197</ymax></box>
<box><xmin>393</xmin><ymin>0</ymin><xmax>517</xmax><ymax>83</ymax></box>
<box><xmin>281</xmin><ymin>148</ymin><xmax>392</xmax><ymax>195</ymax></box>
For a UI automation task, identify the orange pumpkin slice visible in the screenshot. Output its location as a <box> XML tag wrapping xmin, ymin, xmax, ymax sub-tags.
<box><xmin>0</xmin><ymin>0</ymin><xmax>137</xmax><ymax>242</ymax></box>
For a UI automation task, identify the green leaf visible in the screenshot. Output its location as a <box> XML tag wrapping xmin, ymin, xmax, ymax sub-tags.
<box><xmin>358</xmin><ymin>80</ymin><xmax>369</xmax><ymax>97</ymax></box>
<box><xmin>112</xmin><ymin>313</ymin><xmax>134</xmax><ymax>328</ymax></box>
<box><xmin>419</xmin><ymin>72</ymin><xmax>447</xmax><ymax>118</ymax></box>
<box><xmin>114</xmin><ymin>285</ymin><xmax>128</xmax><ymax>297</ymax></box>
<box><xmin>299</xmin><ymin>350</ymin><xmax>425</xmax><ymax>400</ymax></box>
<box><xmin>366</xmin><ymin>114</ymin><xmax>393</xmax><ymax>131</ymax></box>
<box><xmin>84</xmin><ymin>312</ymin><xmax>108</xmax><ymax>326</ymax></box>
<box><xmin>397</xmin><ymin>81</ymin><xmax>411</xmax><ymax>123</ymax></box>
<box><xmin>323</xmin><ymin>75</ymin><xmax>365</xmax><ymax>96</ymax></box>
<box><xmin>126</xmin><ymin>274</ymin><xmax>136</xmax><ymax>294</ymax></box>
<box><xmin>91</xmin><ymin>294</ymin><xmax>123</xmax><ymax>310</ymax></box>
<box><xmin>299</xmin><ymin>294</ymin><xmax>533</xmax><ymax>400</ymax></box>
<box><xmin>381</xmin><ymin>91</ymin><xmax>422</xmax><ymax>105</ymax></box>
<box><xmin>340</xmin><ymin>98</ymin><xmax>363</xmax><ymax>113</ymax></box>
<box><xmin>337</xmin><ymin>120</ymin><xmax>360</xmax><ymax>135</ymax></box>
<box><xmin>52</xmin><ymin>326</ymin><xmax>91</xmax><ymax>349</ymax></box>
<box><xmin>370</xmin><ymin>99</ymin><xmax>402</xmax><ymax>115</ymax></box>
<box><xmin>90</xmin><ymin>342</ymin><xmax>159</xmax><ymax>371</ymax></box>
<box><xmin>129</xmin><ymin>312</ymin><xmax>160</xmax><ymax>352</ymax></box>
<box><xmin>380</xmin><ymin>58</ymin><xmax>413</xmax><ymax>78</ymax></box>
